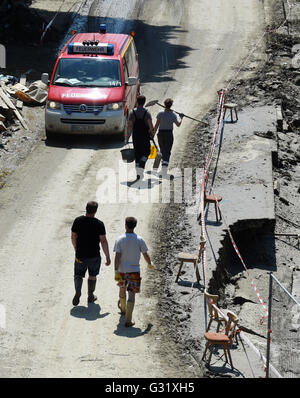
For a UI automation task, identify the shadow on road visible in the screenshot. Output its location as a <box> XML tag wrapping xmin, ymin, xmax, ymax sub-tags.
<box><xmin>44</xmin><ymin>134</ymin><xmax>124</xmax><ymax>150</ymax></box>
<box><xmin>70</xmin><ymin>303</ymin><xmax>110</xmax><ymax>321</ymax></box>
<box><xmin>203</xmin><ymin>343</ymin><xmax>245</xmax><ymax>378</ymax></box>
<box><xmin>120</xmin><ymin>177</ymin><xmax>162</xmax><ymax>190</ymax></box>
<box><xmin>88</xmin><ymin>16</ymin><xmax>193</xmax><ymax>85</ymax></box>
<box><xmin>114</xmin><ymin>317</ymin><xmax>153</xmax><ymax>338</ymax></box>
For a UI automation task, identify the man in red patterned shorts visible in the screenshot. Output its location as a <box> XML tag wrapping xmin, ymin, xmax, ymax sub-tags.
<box><xmin>113</xmin><ymin>217</ymin><xmax>153</xmax><ymax>327</ymax></box>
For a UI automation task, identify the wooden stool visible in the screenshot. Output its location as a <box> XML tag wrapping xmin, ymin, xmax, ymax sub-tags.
<box><xmin>176</xmin><ymin>252</ymin><xmax>201</xmax><ymax>283</ymax></box>
<box><xmin>223</xmin><ymin>103</ymin><xmax>238</xmax><ymax>122</ymax></box>
<box><xmin>204</xmin><ymin>193</ymin><xmax>222</xmax><ymax>222</ymax></box>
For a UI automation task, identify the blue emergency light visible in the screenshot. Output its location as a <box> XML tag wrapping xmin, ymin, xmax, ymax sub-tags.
<box><xmin>99</xmin><ymin>24</ymin><xmax>107</xmax><ymax>33</ymax></box>
<box><xmin>67</xmin><ymin>42</ymin><xmax>114</xmax><ymax>55</ymax></box>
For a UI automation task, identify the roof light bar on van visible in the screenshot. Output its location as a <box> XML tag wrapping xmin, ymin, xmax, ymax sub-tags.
<box><xmin>67</xmin><ymin>42</ymin><xmax>114</xmax><ymax>55</ymax></box>
<box><xmin>99</xmin><ymin>24</ymin><xmax>107</xmax><ymax>33</ymax></box>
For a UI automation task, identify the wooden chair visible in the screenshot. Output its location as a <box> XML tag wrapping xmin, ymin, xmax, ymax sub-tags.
<box><xmin>204</xmin><ymin>192</ymin><xmax>222</xmax><ymax>223</ymax></box>
<box><xmin>223</xmin><ymin>103</ymin><xmax>238</xmax><ymax>122</ymax></box>
<box><xmin>204</xmin><ymin>289</ymin><xmax>226</xmax><ymax>332</ymax></box>
<box><xmin>175</xmin><ymin>237</ymin><xmax>206</xmax><ymax>284</ymax></box>
<box><xmin>202</xmin><ymin>311</ymin><xmax>239</xmax><ymax>370</ymax></box>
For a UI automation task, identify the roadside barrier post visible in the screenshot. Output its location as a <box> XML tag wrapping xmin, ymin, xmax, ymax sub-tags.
<box><xmin>266</xmin><ymin>272</ymin><xmax>273</xmax><ymax>378</ymax></box>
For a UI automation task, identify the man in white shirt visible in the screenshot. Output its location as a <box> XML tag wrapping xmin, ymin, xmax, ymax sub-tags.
<box><xmin>114</xmin><ymin>217</ymin><xmax>152</xmax><ymax>327</ymax></box>
<box><xmin>153</xmin><ymin>98</ymin><xmax>184</xmax><ymax>174</ymax></box>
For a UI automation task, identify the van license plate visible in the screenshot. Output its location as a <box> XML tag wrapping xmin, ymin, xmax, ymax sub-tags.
<box><xmin>71</xmin><ymin>125</ymin><xmax>95</xmax><ymax>132</ymax></box>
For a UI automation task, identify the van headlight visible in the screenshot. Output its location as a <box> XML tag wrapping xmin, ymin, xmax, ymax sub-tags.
<box><xmin>107</xmin><ymin>102</ymin><xmax>123</xmax><ymax>111</ymax></box>
<box><xmin>47</xmin><ymin>101</ymin><xmax>61</xmax><ymax>110</ymax></box>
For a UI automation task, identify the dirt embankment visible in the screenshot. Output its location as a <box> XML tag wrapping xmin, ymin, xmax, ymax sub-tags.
<box><xmin>149</xmin><ymin>0</ymin><xmax>300</xmax><ymax>376</ymax></box>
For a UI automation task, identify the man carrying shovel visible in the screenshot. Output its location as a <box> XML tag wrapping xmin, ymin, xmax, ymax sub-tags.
<box><xmin>153</xmin><ymin>98</ymin><xmax>184</xmax><ymax>177</ymax></box>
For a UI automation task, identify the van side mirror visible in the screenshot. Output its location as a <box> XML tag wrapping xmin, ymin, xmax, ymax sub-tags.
<box><xmin>41</xmin><ymin>73</ymin><xmax>49</xmax><ymax>85</ymax></box>
<box><xmin>126</xmin><ymin>76</ymin><xmax>138</xmax><ymax>86</ymax></box>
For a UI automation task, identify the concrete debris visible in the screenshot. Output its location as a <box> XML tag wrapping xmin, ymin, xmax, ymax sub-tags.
<box><xmin>0</xmin><ymin>74</ymin><xmax>17</xmax><ymax>84</ymax></box>
<box><xmin>291</xmin><ymin>43</ymin><xmax>300</xmax><ymax>54</ymax></box>
<box><xmin>11</xmin><ymin>83</ymin><xmax>29</xmax><ymax>94</ymax></box>
<box><xmin>20</xmin><ymin>80</ymin><xmax>48</xmax><ymax>105</ymax></box>
<box><xmin>292</xmin><ymin>52</ymin><xmax>300</xmax><ymax>69</ymax></box>
<box><xmin>0</xmin><ymin>73</ymin><xmax>47</xmax><ymax>136</ymax></box>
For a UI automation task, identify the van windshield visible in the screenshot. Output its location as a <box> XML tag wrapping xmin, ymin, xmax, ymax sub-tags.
<box><xmin>53</xmin><ymin>58</ymin><xmax>122</xmax><ymax>88</ymax></box>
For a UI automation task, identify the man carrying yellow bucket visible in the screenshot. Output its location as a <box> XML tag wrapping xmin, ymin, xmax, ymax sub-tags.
<box><xmin>125</xmin><ymin>95</ymin><xmax>154</xmax><ymax>181</ymax></box>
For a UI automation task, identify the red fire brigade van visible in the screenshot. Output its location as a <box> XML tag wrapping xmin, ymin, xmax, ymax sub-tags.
<box><xmin>43</xmin><ymin>24</ymin><xmax>140</xmax><ymax>139</ymax></box>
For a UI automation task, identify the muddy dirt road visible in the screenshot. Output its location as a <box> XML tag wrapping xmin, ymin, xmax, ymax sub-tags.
<box><xmin>0</xmin><ymin>0</ymin><xmax>266</xmax><ymax>377</ymax></box>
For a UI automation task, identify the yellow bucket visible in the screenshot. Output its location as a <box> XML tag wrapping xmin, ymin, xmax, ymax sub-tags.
<box><xmin>148</xmin><ymin>145</ymin><xmax>157</xmax><ymax>159</ymax></box>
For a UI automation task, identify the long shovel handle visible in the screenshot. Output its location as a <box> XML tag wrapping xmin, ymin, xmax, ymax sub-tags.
<box><xmin>156</xmin><ymin>102</ymin><xmax>208</xmax><ymax>126</ymax></box>
<box><xmin>150</xmin><ymin>136</ymin><xmax>157</xmax><ymax>148</ymax></box>
<box><xmin>150</xmin><ymin>136</ymin><xmax>160</xmax><ymax>151</ymax></box>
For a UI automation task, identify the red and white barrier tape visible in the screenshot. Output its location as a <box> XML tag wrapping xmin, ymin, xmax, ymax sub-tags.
<box><xmin>200</xmin><ymin>90</ymin><xmax>226</xmax><ymax>285</ymax></box>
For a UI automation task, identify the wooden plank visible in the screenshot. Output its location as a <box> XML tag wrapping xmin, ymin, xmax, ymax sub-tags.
<box><xmin>0</xmin><ymin>83</ymin><xmax>9</xmax><ymax>109</ymax></box>
<box><xmin>0</xmin><ymin>87</ymin><xmax>16</xmax><ymax>110</ymax></box>
<box><xmin>0</xmin><ymin>95</ymin><xmax>9</xmax><ymax>110</ymax></box>
<box><xmin>0</xmin><ymin>88</ymin><xmax>29</xmax><ymax>130</ymax></box>
<box><xmin>17</xmin><ymin>75</ymin><xmax>27</xmax><ymax>109</ymax></box>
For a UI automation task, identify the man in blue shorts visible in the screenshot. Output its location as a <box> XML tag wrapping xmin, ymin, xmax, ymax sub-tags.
<box><xmin>71</xmin><ymin>201</ymin><xmax>111</xmax><ymax>306</ymax></box>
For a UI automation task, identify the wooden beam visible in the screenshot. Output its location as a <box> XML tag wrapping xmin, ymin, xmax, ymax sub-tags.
<box><xmin>0</xmin><ymin>88</ymin><xmax>29</xmax><ymax>130</ymax></box>
<box><xmin>16</xmin><ymin>75</ymin><xmax>27</xmax><ymax>110</ymax></box>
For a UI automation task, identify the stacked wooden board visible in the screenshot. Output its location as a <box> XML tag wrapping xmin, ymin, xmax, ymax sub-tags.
<box><xmin>0</xmin><ymin>80</ymin><xmax>29</xmax><ymax>131</ymax></box>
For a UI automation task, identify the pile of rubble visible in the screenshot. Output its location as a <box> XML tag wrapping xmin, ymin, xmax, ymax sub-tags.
<box><xmin>0</xmin><ymin>0</ymin><xmax>58</xmax><ymax>44</ymax></box>
<box><xmin>0</xmin><ymin>73</ymin><xmax>48</xmax><ymax>141</ymax></box>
